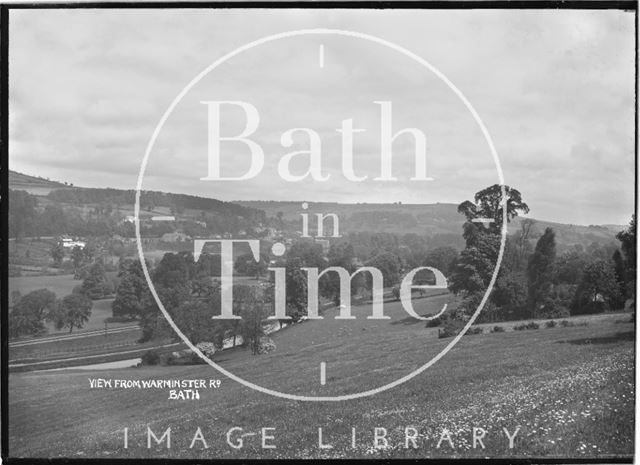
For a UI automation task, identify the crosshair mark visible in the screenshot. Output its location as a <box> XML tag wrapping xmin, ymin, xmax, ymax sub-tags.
<box><xmin>320</xmin><ymin>362</ymin><xmax>326</xmax><ymax>385</ymax></box>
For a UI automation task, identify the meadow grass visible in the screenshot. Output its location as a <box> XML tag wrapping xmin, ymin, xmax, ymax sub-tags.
<box><xmin>8</xmin><ymin>295</ymin><xmax>634</xmax><ymax>460</ymax></box>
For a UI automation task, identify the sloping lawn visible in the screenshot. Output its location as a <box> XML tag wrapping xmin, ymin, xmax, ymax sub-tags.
<box><xmin>8</xmin><ymin>300</ymin><xmax>634</xmax><ymax>459</ymax></box>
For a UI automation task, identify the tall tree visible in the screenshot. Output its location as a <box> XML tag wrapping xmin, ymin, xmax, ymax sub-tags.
<box><xmin>423</xmin><ymin>246</ymin><xmax>458</xmax><ymax>277</ymax></box>
<box><xmin>82</xmin><ymin>260</ymin><xmax>111</xmax><ymax>299</ymax></box>
<box><xmin>457</xmin><ymin>184</ymin><xmax>530</xmax><ymax>236</ymax></box>
<box><xmin>9</xmin><ymin>189</ymin><xmax>38</xmax><ymax>240</ymax></box>
<box><xmin>572</xmin><ymin>260</ymin><xmax>622</xmax><ymax>314</ymax></box>
<box><xmin>238</xmin><ymin>288</ymin><xmax>269</xmax><ymax>355</ymax></box>
<box><xmin>50</xmin><ymin>242</ymin><xmax>64</xmax><ymax>268</ymax></box>
<box><xmin>616</xmin><ymin>214</ymin><xmax>636</xmax><ymax>299</ymax></box>
<box><xmin>49</xmin><ymin>293</ymin><xmax>92</xmax><ymax>333</ymax></box>
<box><xmin>71</xmin><ymin>246</ymin><xmax>84</xmax><ymax>278</ymax></box>
<box><xmin>527</xmin><ymin>228</ymin><xmax>557</xmax><ymax>317</ymax></box>
<box><xmin>450</xmin><ymin>184</ymin><xmax>529</xmax><ymax>320</ymax></box>
<box><xmin>8</xmin><ymin>289</ymin><xmax>57</xmax><ymax>338</ymax></box>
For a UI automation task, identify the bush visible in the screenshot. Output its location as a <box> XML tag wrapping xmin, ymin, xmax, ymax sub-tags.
<box><xmin>438</xmin><ymin>318</ymin><xmax>465</xmax><ymax>339</ymax></box>
<box><xmin>538</xmin><ymin>299</ymin><xmax>571</xmax><ymax>319</ymax></box>
<box><xmin>141</xmin><ymin>350</ymin><xmax>159</xmax><ymax>366</ymax></box>
<box><xmin>425</xmin><ymin>316</ymin><xmax>443</xmax><ymax>328</ymax></box>
<box><xmin>514</xmin><ymin>321</ymin><xmax>539</xmax><ymax>331</ymax></box>
<box><xmin>559</xmin><ymin>319</ymin><xmax>588</xmax><ymax>328</ymax></box>
<box><xmin>545</xmin><ymin>320</ymin><xmax>557</xmax><ymax>328</ymax></box>
<box><xmin>491</xmin><ymin>325</ymin><xmax>505</xmax><ymax>333</ymax></box>
<box><xmin>465</xmin><ymin>326</ymin><xmax>483</xmax><ymax>336</ymax></box>
<box><xmin>159</xmin><ymin>352</ymin><xmax>175</xmax><ymax>366</ymax></box>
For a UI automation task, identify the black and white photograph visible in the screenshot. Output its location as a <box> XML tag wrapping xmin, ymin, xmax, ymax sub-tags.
<box><xmin>3</xmin><ymin>3</ymin><xmax>637</xmax><ymax>461</ymax></box>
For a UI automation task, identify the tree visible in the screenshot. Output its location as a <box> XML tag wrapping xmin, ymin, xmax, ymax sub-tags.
<box><xmin>287</xmin><ymin>241</ymin><xmax>326</xmax><ymax>269</ymax></box>
<box><xmin>112</xmin><ymin>259</ymin><xmax>148</xmax><ymax>319</ymax></box>
<box><xmin>457</xmin><ymin>184</ymin><xmax>530</xmax><ymax>235</ymax></box>
<box><xmin>554</xmin><ymin>250</ymin><xmax>588</xmax><ymax>285</ymax></box>
<box><xmin>234</xmin><ymin>252</ymin><xmax>268</xmax><ymax>279</ymax></box>
<box><xmin>112</xmin><ymin>273</ymin><xmax>141</xmax><ymax>319</ymax></box>
<box><xmin>71</xmin><ymin>246</ymin><xmax>84</xmax><ymax>278</ymax></box>
<box><xmin>82</xmin><ymin>260</ymin><xmax>112</xmax><ymax>299</ymax></box>
<box><xmin>450</xmin><ymin>185</ymin><xmax>529</xmax><ymax>321</ymax></box>
<box><xmin>8</xmin><ymin>289</ymin><xmax>57</xmax><ymax>338</ymax></box>
<box><xmin>153</xmin><ymin>252</ymin><xmax>195</xmax><ymax>289</ymax></box>
<box><xmin>9</xmin><ymin>189</ymin><xmax>38</xmax><ymax>240</ymax></box>
<box><xmin>173</xmin><ymin>293</ymin><xmax>225</xmax><ymax>348</ymax></box>
<box><xmin>572</xmin><ymin>260</ymin><xmax>622</xmax><ymax>314</ymax></box>
<box><xmin>527</xmin><ymin>228</ymin><xmax>557</xmax><ymax>317</ymax></box>
<box><xmin>197</xmin><ymin>253</ymin><xmax>222</xmax><ymax>277</ymax></box>
<box><xmin>49</xmin><ymin>293</ymin><xmax>92</xmax><ymax>333</ymax></box>
<box><xmin>238</xmin><ymin>288</ymin><xmax>269</xmax><ymax>355</ymax></box>
<box><xmin>612</xmin><ymin>249</ymin><xmax>627</xmax><ymax>305</ymax></box>
<box><xmin>616</xmin><ymin>215</ymin><xmax>636</xmax><ymax>299</ymax></box>
<box><xmin>512</xmin><ymin>219</ymin><xmax>536</xmax><ymax>271</ymax></box>
<box><xmin>423</xmin><ymin>246</ymin><xmax>458</xmax><ymax>277</ymax></box>
<box><xmin>50</xmin><ymin>242</ymin><xmax>64</xmax><ymax>267</ymax></box>
<box><xmin>82</xmin><ymin>242</ymin><xmax>97</xmax><ymax>263</ymax></box>
<box><xmin>284</xmin><ymin>258</ymin><xmax>309</xmax><ymax>321</ymax></box>
<box><xmin>365</xmin><ymin>252</ymin><xmax>401</xmax><ymax>288</ymax></box>
<box><xmin>449</xmin><ymin>232</ymin><xmax>501</xmax><ymax>296</ymax></box>
<box><xmin>323</xmin><ymin>243</ymin><xmax>363</xmax><ymax>301</ymax></box>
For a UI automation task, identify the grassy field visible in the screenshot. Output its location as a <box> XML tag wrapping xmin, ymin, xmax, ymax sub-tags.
<box><xmin>8</xmin><ymin>274</ymin><xmax>131</xmax><ymax>337</ymax></box>
<box><xmin>9</xmin><ymin>274</ymin><xmax>80</xmax><ymax>304</ymax></box>
<box><xmin>7</xmin><ymin>289</ymin><xmax>634</xmax><ymax>460</ymax></box>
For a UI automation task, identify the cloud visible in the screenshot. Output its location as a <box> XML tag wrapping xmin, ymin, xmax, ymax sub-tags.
<box><xmin>8</xmin><ymin>8</ymin><xmax>635</xmax><ymax>225</ymax></box>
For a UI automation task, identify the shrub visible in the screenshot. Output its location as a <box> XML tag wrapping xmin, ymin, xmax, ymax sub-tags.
<box><xmin>545</xmin><ymin>320</ymin><xmax>557</xmax><ymax>328</ymax></box>
<box><xmin>559</xmin><ymin>319</ymin><xmax>589</xmax><ymax>328</ymax></box>
<box><xmin>465</xmin><ymin>326</ymin><xmax>483</xmax><ymax>336</ymax></box>
<box><xmin>538</xmin><ymin>299</ymin><xmax>571</xmax><ymax>319</ymax></box>
<box><xmin>491</xmin><ymin>325</ymin><xmax>505</xmax><ymax>333</ymax></box>
<box><xmin>159</xmin><ymin>352</ymin><xmax>176</xmax><ymax>366</ymax></box>
<box><xmin>425</xmin><ymin>316</ymin><xmax>443</xmax><ymax>328</ymax></box>
<box><xmin>514</xmin><ymin>321</ymin><xmax>539</xmax><ymax>331</ymax></box>
<box><xmin>141</xmin><ymin>350</ymin><xmax>159</xmax><ymax>366</ymax></box>
<box><xmin>438</xmin><ymin>318</ymin><xmax>465</xmax><ymax>339</ymax></box>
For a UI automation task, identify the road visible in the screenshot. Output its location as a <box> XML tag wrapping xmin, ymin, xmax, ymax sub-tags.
<box><xmin>9</xmin><ymin>342</ymin><xmax>182</xmax><ymax>369</ymax></box>
<box><xmin>9</xmin><ymin>324</ymin><xmax>140</xmax><ymax>348</ymax></box>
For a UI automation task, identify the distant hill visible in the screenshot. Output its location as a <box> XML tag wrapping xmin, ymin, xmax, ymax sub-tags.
<box><xmin>9</xmin><ymin>170</ymin><xmax>624</xmax><ymax>250</ymax></box>
<box><xmin>236</xmin><ymin>200</ymin><xmax>624</xmax><ymax>251</ymax></box>
<box><xmin>9</xmin><ymin>170</ymin><xmax>72</xmax><ymax>196</ymax></box>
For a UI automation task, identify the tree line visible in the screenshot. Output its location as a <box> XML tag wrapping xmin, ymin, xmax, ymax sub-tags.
<box><xmin>8</xmin><ymin>259</ymin><xmax>114</xmax><ymax>338</ymax></box>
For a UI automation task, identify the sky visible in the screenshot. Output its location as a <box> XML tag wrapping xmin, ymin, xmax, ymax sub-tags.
<box><xmin>8</xmin><ymin>8</ymin><xmax>636</xmax><ymax>226</ymax></box>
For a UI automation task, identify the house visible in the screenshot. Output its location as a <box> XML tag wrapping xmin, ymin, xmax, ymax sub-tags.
<box><xmin>123</xmin><ymin>215</ymin><xmax>136</xmax><ymax>223</ymax></box>
<box><xmin>59</xmin><ymin>235</ymin><xmax>86</xmax><ymax>249</ymax></box>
